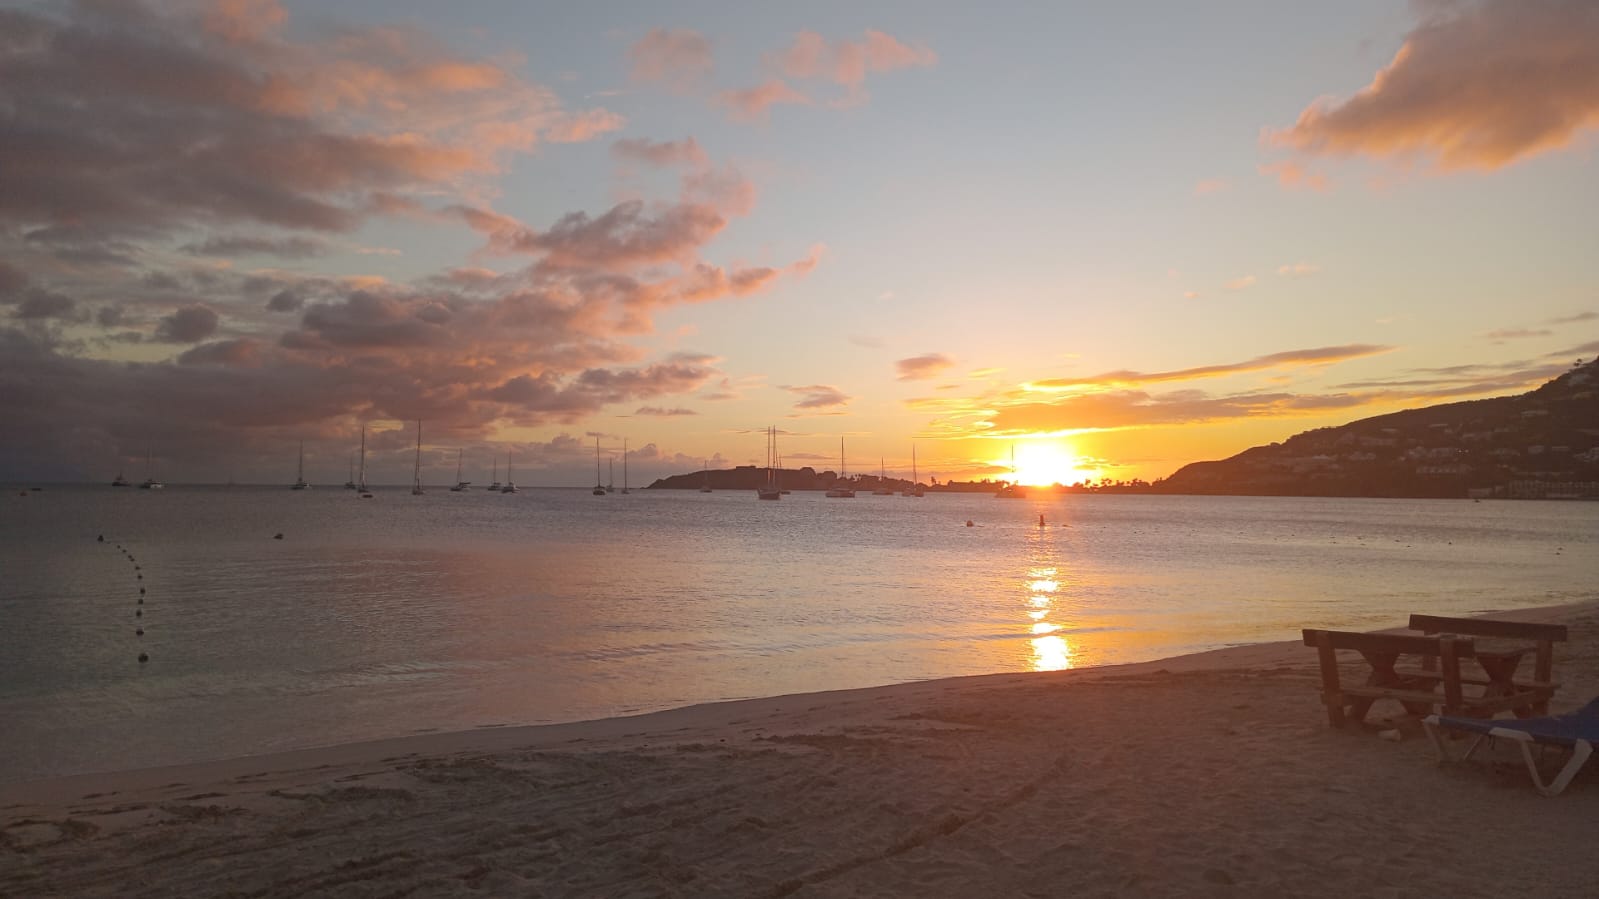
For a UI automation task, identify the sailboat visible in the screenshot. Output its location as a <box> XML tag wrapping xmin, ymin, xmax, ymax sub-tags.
<box><xmin>357</xmin><ymin>426</ymin><xmax>373</xmax><ymax>498</ymax></box>
<box><xmin>995</xmin><ymin>445</ymin><xmax>1028</xmax><ymax>498</ymax></box>
<box><xmin>344</xmin><ymin>451</ymin><xmax>357</xmax><ymax>489</ymax></box>
<box><xmin>757</xmin><ymin>427</ymin><xmax>781</xmax><ymax>500</ymax></box>
<box><xmin>410</xmin><ymin>421</ymin><xmax>425</xmax><ymax>495</ymax></box>
<box><xmin>903</xmin><ymin>443</ymin><xmax>924</xmax><ymax>497</ymax></box>
<box><xmin>111</xmin><ymin>468</ymin><xmax>130</xmax><ymax>487</ymax></box>
<box><xmin>825</xmin><ymin>437</ymin><xmax>855</xmax><ymax>497</ymax></box>
<box><xmin>500</xmin><ymin>447</ymin><xmax>518</xmax><ymax>493</ymax></box>
<box><xmin>700</xmin><ymin>458</ymin><xmax>713</xmax><ymax>493</ymax></box>
<box><xmin>592</xmin><ymin>437</ymin><xmax>606</xmax><ymax>496</ymax></box>
<box><xmin>620</xmin><ymin>438</ymin><xmax>630</xmax><ymax>494</ymax></box>
<box><xmin>485</xmin><ymin>453</ymin><xmax>501</xmax><ymax>493</ymax></box>
<box><xmin>872</xmin><ymin>457</ymin><xmax>894</xmax><ymax>495</ymax></box>
<box><xmin>139</xmin><ymin>448</ymin><xmax>163</xmax><ymax>489</ymax></box>
<box><xmin>291</xmin><ymin>441</ymin><xmax>310</xmax><ymax>489</ymax></box>
<box><xmin>450</xmin><ymin>449</ymin><xmax>470</xmax><ymax>491</ymax></box>
<box><xmin>606</xmin><ymin>458</ymin><xmax>614</xmax><ymax>493</ymax></box>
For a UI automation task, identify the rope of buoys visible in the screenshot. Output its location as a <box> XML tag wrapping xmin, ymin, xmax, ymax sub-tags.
<box><xmin>104</xmin><ymin>535</ymin><xmax>151</xmax><ymax>664</ymax></box>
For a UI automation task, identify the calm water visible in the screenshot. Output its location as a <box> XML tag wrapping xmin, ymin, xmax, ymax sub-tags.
<box><xmin>2</xmin><ymin>486</ymin><xmax>1595</xmax><ymax>784</ymax></box>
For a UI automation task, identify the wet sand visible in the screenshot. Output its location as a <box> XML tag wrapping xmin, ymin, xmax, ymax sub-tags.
<box><xmin>4</xmin><ymin>602</ymin><xmax>1598</xmax><ymax>897</ymax></box>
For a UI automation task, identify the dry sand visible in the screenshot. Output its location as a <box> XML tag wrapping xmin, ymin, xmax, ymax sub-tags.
<box><xmin>5</xmin><ymin>602</ymin><xmax>1598</xmax><ymax>898</ymax></box>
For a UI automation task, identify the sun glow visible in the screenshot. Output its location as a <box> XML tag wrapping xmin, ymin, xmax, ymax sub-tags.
<box><xmin>1000</xmin><ymin>441</ymin><xmax>1102</xmax><ymax>487</ymax></box>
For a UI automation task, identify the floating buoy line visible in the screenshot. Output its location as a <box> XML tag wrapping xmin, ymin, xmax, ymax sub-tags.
<box><xmin>101</xmin><ymin>534</ymin><xmax>151</xmax><ymax>664</ymax></box>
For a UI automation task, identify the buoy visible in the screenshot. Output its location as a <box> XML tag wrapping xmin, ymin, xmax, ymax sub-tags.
<box><xmin>137</xmin><ymin>597</ymin><xmax>143</xmax><ymax>605</ymax></box>
<box><xmin>138</xmin><ymin>653</ymin><xmax>148</xmax><ymax>663</ymax></box>
<box><xmin>1039</xmin><ymin>515</ymin><xmax>1045</xmax><ymax>527</ymax></box>
<box><xmin>139</xmin><ymin>587</ymin><xmax>145</xmax><ymax>595</ymax></box>
<box><xmin>965</xmin><ymin>520</ymin><xmax>974</xmax><ymax>527</ymax></box>
<box><xmin>134</xmin><ymin>565</ymin><xmax>140</xmax><ymax>571</ymax></box>
<box><xmin>97</xmin><ymin>534</ymin><xmax>104</xmax><ymax>542</ymax></box>
<box><xmin>135</xmin><ymin>628</ymin><xmax>144</xmax><ymax>636</ymax></box>
<box><xmin>135</xmin><ymin>609</ymin><xmax>142</xmax><ymax>617</ymax></box>
<box><xmin>274</xmin><ymin>533</ymin><xmax>284</xmax><ymax>540</ymax></box>
<box><xmin>137</xmin><ymin>574</ymin><xmax>142</xmax><ymax>580</ymax></box>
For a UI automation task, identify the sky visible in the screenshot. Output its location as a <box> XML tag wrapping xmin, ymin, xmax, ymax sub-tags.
<box><xmin>1</xmin><ymin>0</ymin><xmax>1596</xmax><ymax>488</ymax></box>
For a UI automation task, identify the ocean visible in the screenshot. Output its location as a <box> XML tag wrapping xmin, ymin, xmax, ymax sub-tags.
<box><xmin>2</xmin><ymin>485</ymin><xmax>1595</xmax><ymax>784</ymax></box>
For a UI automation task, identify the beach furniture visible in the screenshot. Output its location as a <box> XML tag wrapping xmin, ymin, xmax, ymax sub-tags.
<box><xmin>1301</xmin><ymin>629</ymin><xmax>1478</xmax><ymax>729</ymax></box>
<box><xmin>1423</xmin><ymin>697</ymin><xmax>1599</xmax><ymax>796</ymax></box>
<box><xmin>1407</xmin><ymin>614</ymin><xmax>1565</xmax><ymax>716</ymax></box>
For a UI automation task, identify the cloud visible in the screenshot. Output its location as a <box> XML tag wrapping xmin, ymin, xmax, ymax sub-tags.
<box><xmin>183</xmin><ymin>235</ymin><xmax>328</xmax><ymax>258</ymax></box>
<box><xmin>1031</xmin><ymin>344</ymin><xmax>1393</xmax><ymax>390</ymax></box>
<box><xmin>1183</xmin><ymin>290</ymin><xmax>1200</xmax><ymax>300</ymax></box>
<box><xmin>986</xmin><ymin>388</ymin><xmax>1383</xmax><ymax>434</ymax></box>
<box><xmin>1193</xmin><ymin>178</ymin><xmax>1228</xmax><ymax>195</ymax></box>
<box><xmin>155</xmin><ymin>304</ymin><xmax>221</xmax><ymax>343</ymax></box>
<box><xmin>1271</xmin><ymin>0</ymin><xmax>1599</xmax><ymax>171</ymax></box>
<box><xmin>0</xmin><ymin>2</ymin><xmax>619</xmax><ymax>250</ymax></box>
<box><xmin>1259</xmin><ymin>160</ymin><xmax>1330</xmax><ymax>192</ymax></box>
<box><xmin>716</xmin><ymin>79</ymin><xmax>812</xmax><ymax>121</ymax></box>
<box><xmin>1482</xmin><ymin>327</ymin><xmax>1553</xmax><ymax>340</ymax></box>
<box><xmin>1276</xmin><ymin>263</ymin><xmax>1320</xmax><ymax>278</ymax></box>
<box><xmin>0</xmin><ymin>6</ymin><xmax>819</xmax><ymax>481</ymax></box>
<box><xmin>895</xmin><ymin>353</ymin><xmax>956</xmax><ymax>381</ymax></box>
<box><xmin>1223</xmin><ymin>275</ymin><xmax>1257</xmax><ymax>291</ymax></box>
<box><xmin>634</xmin><ymin>406</ymin><xmax>697</xmax><ymax>416</ymax></box>
<box><xmin>773</xmin><ymin>29</ymin><xmax>936</xmax><ymax>91</ymax></box>
<box><xmin>611</xmin><ymin>137</ymin><xmax>708</xmax><ymax>168</ymax></box>
<box><xmin>1549</xmin><ymin>311</ymin><xmax>1597</xmax><ymax>325</ymax></box>
<box><xmin>782</xmin><ymin>384</ymin><xmax>851</xmax><ymax>410</ymax></box>
<box><xmin>628</xmin><ymin>27</ymin><xmax>714</xmax><ymax>92</ymax></box>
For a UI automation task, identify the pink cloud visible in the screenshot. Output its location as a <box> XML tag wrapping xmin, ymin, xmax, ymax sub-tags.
<box><xmin>611</xmin><ymin>137</ymin><xmax>709</xmax><ymax>168</ymax></box>
<box><xmin>1271</xmin><ymin>0</ymin><xmax>1599</xmax><ymax>171</ymax></box>
<box><xmin>716</xmin><ymin>79</ymin><xmax>812</xmax><ymax>121</ymax></box>
<box><xmin>628</xmin><ymin>27</ymin><xmax>714</xmax><ymax>92</ymax></box>
<box><xmin>782</xmin><ymin>384</ymin><xmax>851</xmax><ymax>411</ymax></box>
<box><xmin>774</xmin><ymin>29</ymin><xmax>936</xmax><ymax>88</ymax></box>
<box><xmin>1193</xmin><ymin>178</ymin><xmax>1228</xmax><ymax>195</ymax></box>
<box><xmin>1223</xmin><ymin>275</ymin><xmax>1257</xmax><ymax>291</ymax></box>
<box><xmin>895</xmin><ymin>353</ymin><xmax>956</xmax><ymax>381</ymax></box>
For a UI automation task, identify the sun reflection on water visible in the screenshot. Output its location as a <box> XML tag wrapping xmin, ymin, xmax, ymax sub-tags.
<box><xmin>1024</xmin><ymin>531</ymin><xmax>1072</xmax><ymax>671</ymax></box>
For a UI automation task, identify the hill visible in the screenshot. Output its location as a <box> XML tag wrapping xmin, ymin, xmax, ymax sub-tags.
<box><xmin>1156</xmin><ymin>359</ymin><xmax>1599</xmax><ymax>498</ymax></box>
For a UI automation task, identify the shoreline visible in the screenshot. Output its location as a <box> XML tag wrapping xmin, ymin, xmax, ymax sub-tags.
<box><xmin>4</xmin><ymin>599</ymin><xmax>1593</xmax><ymax>805</ymax></box>
<box><xmin>6</xmin><ymin>600</ymin><xmax>1598</xmax><ymax>896</ymax></box>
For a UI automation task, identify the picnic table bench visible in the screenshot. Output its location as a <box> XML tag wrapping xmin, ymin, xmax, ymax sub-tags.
<box><xmin>1302</xmin><ymin>629</ymin><xmax>1478</xmax><ymax>729</ymax></box>
<box><xmin>1406</xmin><ymin>614</ymin><xmax>1566</xmax><ymax>717</ymax></box>
<box><xmin>1302</xmin><ymin>623</ymin><xmax>1566</xmax><ymax>729</ymax></box>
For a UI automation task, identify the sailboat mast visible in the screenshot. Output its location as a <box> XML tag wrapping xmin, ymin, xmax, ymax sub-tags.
<box><xmin>413</xmin><ymin>421</ymin><xmax>422</xmax><ymax>488</ymax></box>
<box><xmin>358</xmin><ymin>426</ymin><xmax>366</xmax><ymax>488</ymax></box>
<box><xmin>297</xmin><ymin>441</ymin><xmax>304</xmax><ymax>481</ymax></box>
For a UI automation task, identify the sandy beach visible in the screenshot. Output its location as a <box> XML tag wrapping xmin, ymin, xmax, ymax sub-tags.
<box><xmin>5</xmin><ymin>602</ymin><xmax>1597</xmax><ymax>898</ymax></box>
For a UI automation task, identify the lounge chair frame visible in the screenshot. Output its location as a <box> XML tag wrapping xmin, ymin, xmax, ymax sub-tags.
<box><xmin>1423</xmin><ymin>713</ymin><xmax>1596</xmax><ymax>797</ymax></box>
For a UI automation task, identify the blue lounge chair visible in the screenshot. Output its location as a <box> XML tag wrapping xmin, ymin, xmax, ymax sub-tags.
<box><xmin>1423</xmin><ymin>697</ymin><xmax>1599</xmax><ymax>796</ymax></box>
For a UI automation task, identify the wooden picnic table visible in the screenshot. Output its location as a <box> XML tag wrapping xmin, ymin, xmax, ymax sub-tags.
<box><xmin>1302</xmin><ymin>629</ymin><xmax>1474</xmax><ymax>729</ymax></box>
<box><xmin>1408</xmin><ymin>614</ymin><xmax>1565</xmax><ymax>717</ymax></box>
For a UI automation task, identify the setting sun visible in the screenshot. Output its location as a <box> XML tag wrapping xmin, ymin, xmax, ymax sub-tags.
<box><xmin>999</xmin><ymin>442</ymin><xmax>1102</xmax><ymax>487</ymax></box>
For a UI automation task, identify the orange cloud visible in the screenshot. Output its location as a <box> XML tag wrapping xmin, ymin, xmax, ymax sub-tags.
<box><xmin>1193</xmin><ymin>178</ymin><xmax>1228</xmax><ymax>195</ymax></box>
<box><xmin>1259</xmin><ymin>160</ymin><xmax>1330</xmax><ymax>192</ymax></box>
<box><xmin>1030</xmin><ymin>344</ymin><xmax>1393</xmax><ymax>391</ymax></box>
<box><xmin>1223</xmin><ymin>275</ymin><xmax>1257</xmax><ymax>291</ymax></box>
<box><xmin>1272</xmin><ymin>0</ymin><xmax>1599</xmax><ymax>171</ymax></box>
